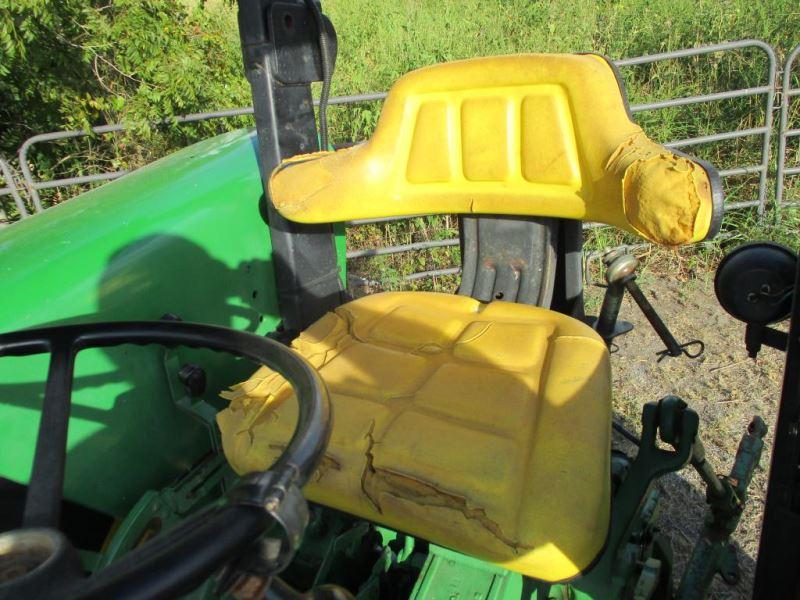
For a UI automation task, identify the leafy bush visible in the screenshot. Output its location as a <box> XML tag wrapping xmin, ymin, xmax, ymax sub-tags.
<box><xmin>1</xmin><ymin>0</ymin><xmax>250</xmax><ymax>198</ymax></box>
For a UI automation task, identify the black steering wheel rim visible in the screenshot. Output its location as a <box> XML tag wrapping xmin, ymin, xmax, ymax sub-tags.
<box><xmin>0</xmin><ymin>320</ymin><xmax>331</xmax><ymax>599</ymax></box>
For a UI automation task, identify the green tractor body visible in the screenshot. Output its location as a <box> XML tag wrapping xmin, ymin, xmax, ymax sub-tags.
<box><xmin>0</xmin><ymin>130</ymin><xmax>300</xmax><ymax>516</ymax></box>
<box><xmin>0</xmin><ymin>1</ymin><xmax>796</xmax><ymax>599</ymax></box>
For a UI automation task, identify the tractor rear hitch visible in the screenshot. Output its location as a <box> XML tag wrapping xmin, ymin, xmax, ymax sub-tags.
<box><xmin>592</xmin><ymin>249</ymin><xmax>704</xmax><ymax>360</ymax></box>
<box><xmin>610</xmin><ymin>396</ymin><xmax>699</xmax><ymax>545</ymax></box>
<box><xmin>592</xmin><ymin>398</ymin><xmax>766</xmax><ymax>599</ymax></box>
<box><xmin>677</xmin><ymin>415</ymin><xmax>767</xmax><ymax>599</ymax></box>
<box><xmin>582</xmin><ymin>397</ymin><xmax>698</xmax><ymax>597</ymax></box>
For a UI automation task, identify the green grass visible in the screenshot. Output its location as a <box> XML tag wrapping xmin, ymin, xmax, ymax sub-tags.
<box><xmin>320</xmin><ymin>0</ymin><xmax>800</xmax><ymax>291</ymax></box>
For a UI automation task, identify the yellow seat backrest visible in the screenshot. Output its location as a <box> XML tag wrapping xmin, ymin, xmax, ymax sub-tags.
<box><xmin>270</xmin><ymin>54</ymin><xmax>722</xmax><ymax>246</ymax></box>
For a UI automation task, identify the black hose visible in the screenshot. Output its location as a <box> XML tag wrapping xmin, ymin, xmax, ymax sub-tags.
<box><xmin>305</xmin><ymin>0</ymin><xmax>332</xmax><ymax>150</ymax></box>
<box><xmin>613</xmin><ymin>421</ymin><xmax>641</xmax><ymax>446</ymax></box>
<box><xmin>73</xmin><ymin>505</ymin><xmax>270</xmax><ymax>600</ymax></box>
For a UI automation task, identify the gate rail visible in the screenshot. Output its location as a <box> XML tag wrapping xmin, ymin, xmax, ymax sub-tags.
<box><xmin>776</xmin><ymin>43</ymin><xmax>800</xmax><ymax>207</ymax></box>
<box><xmin>0</xmin><ymin>158</ymin><xmax>28</xmax><ymax>221</ymax></box>
<box><xmin>14</xmin><ymin>95</ymin><xmax>389</xmax><ymax>214</ymax></box>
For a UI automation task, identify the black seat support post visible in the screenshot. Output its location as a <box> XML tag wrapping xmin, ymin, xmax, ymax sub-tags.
<box><xmin>593</xmin><ymin>249</ymin><xmax>637</xmax><ymax>345</ymax></box>
<box><xmin>238</xmin><ymin>0</ymin><xmax>345</xmax><ymax>337</ymax></box>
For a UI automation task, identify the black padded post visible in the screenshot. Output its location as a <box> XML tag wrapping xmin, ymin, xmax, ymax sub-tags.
<box><xmin>551</xmin><ymin>219</ymin><xmax>585</xmax><ymax>317</ymax></box>
<box><xmin>458</xmin><ymin>217</ymin><xmax>585</xmax><ymax>314</ymax></box>
<box><xmin>238</xmin><ymin>0</ymin><xmax>345</xmax><ymax>336</ymax></box>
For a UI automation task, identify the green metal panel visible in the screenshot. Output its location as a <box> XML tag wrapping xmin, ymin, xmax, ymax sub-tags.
<box><xmin>0</xmin><ymin>128</ymin><xmax>346</xmax><ymax>517</ymax></box>
<box><xmin>410</xmin><ymin>545</ymin><xmax>593</xmax><ymax>600</ymax></box>
<box><xmin>410</xmin><ymin>545</ymin><xmax>522</xmax><ymax>600</ymax></box>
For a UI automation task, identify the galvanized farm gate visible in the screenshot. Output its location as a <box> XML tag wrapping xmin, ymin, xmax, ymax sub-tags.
<box><xmin>2</xmin><ymin>39</ymin><xmax>799</xmax><ymax>285</ymax></box>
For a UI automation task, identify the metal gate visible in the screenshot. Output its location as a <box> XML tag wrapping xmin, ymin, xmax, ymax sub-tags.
<box><xmin>347</xmin><ymin>40</ymin><xmax>781</xmax><ymax>284</ymax></box>
<box><xmin>0</xmin><ymin>158</ymin><xmax>28</xmax><ymax>220</ymax></box>
<box><xmin>0</xmin><ymin>39</ymin><xmax>796</xmax><ymax>287</ymax></box>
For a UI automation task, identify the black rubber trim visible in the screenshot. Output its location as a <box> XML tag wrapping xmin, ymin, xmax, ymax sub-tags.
<box><xmin>671</xmin><ymin>149</ymin><xmax>725</xmax><ymax>241</ymax></box>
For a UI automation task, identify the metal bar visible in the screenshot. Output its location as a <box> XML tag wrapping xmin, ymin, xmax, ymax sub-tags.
<box><xmin>614</xmin><ymin>39</ymin><xmax>776</xmax><ymax>66</ymax></box>
<box><xmin>628</xmin><ymin>85</ymin><xmax>769</xmax><ymax>113</ymax></box>
<box><xmin>718</xmin><ymin>165</ymin><xmax>765</xmax><ymax>177</ymax></box>
<box><xmin>346</xmin><ymin>238</ymin><xmax>459</xmax><ymax>259</ymax></box>
<box><xmin>663</xmin><ymin>126</ymin><xmax>768</xmax><ymax>149</ymax></box>
<box><xmin>35</xmin><ymin>170</ymin><xmax>131</xmax><ymax>191</ymax></box>
<box><xmin>582</xmin><ymin>221</ymin><xmax>606</xmax><ymax>230</ymax></box>
<box><xmin>346</xmin><ymin>266</ymin><xmax>461</xmax><ymax>286</ymax></box>
<box><xmin>345</xmin><ymin>214</ymin><xmax>424</xmax><ymax>226</ymax></box>
<box><xmin>724</xmin><ymin>199</ymin><xmax>764</xmax><ymax>209</ymax></box>
<box><xmin>324</xmin><ymin>92</ymin><xmax>387</xmax><ymax>105</ymax></box>
<box><xmin>170</xmin><ymin>107</ymin><xmax>254</xmax><ymax>122</ymax></box>
<box><xmin>0</xmin><ymin>157</ymin><xmax>29</xmax><ymax>218</ymax></box>
<box><xmin>346</xmin><ymin>273</ymin><xmax>380</xmax><ymax>286</ymax></box>
<box><xmin>404</xmin><ymin>267</ymin><xmax>461</xmax><ymax>281</ymax></box>
<box><xmin>757</xmin><ymin>42</ymin><xmax>778</xmax><ymax>215</ymax></box>
<box><xmin>776</xmin><ymin>44</ymin><xmax>800</xmax><ymax>206</ymax></box>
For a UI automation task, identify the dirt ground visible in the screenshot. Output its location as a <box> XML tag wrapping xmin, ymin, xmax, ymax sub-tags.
<box><xmin>585</xmin><ymin>272</ymin><xmax>787</xmax><ymax>599</ymax></box>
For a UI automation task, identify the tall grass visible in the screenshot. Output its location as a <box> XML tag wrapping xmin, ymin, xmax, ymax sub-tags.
<box><xmin>322</xmin><ymin>0</ymin><xmax>800</xmax><ymax>292</ymax></box>
<box><xmin>4</xmin><ymin>0</ymin><xmax>797</xmax><ymax>289</ymax></box>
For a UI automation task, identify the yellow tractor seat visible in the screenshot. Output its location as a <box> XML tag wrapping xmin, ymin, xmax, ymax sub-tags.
<box><xmin>218</xmin><ymin>292</ymin><xmax>611</xmax><ymax>582</ymax></box>
<box><xmin>218</xmin><ymin>54</ymin><xmax>721</xmax><ymax>582</ymax></box>
<box><xmin>269</xmin><ymin>53</ymin><xmax>720</xmax><ymax>246</ymax></box>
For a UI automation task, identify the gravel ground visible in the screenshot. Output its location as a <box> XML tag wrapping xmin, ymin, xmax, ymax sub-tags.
<box><xmin>586</xmin><ymin>272</ymin><xmax>787</xmax><ymax>599</ymax></box>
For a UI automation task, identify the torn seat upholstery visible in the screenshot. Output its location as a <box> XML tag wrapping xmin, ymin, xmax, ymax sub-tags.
<box><xmin>217</xmin><ymin>53</ymin><xmax>721</xmax><ymax>582</ymax></box>
<box><xmin>218</xmin><ymin>292</ymin><xmax>611</xmax><ymax>581</ymax></box>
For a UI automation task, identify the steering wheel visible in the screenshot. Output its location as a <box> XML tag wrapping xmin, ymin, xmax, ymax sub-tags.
<box><xmin>0</xmin><ymin>321</ymin><xmax>331</xmax><ymax>600</ymax></box>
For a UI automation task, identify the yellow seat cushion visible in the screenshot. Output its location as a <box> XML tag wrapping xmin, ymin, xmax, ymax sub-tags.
<box><xmin>217</xmin><ymin>292</ymin><xmax>612</xmax><ymax>582</ymax></box>
<box><xmin>269</xmin><ymin>54</ymin><xmax>718</xmax><ymax>246</ymax></box>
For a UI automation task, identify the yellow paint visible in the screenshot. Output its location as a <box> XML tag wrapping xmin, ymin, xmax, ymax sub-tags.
<box><xmin>218</xmin><ymin>292</ymin><xmax>612</xmax><ymax>581</ymax></box>
<box><xmin>269</xmin><ymin>54</ymin><xmax>716</xmax><ymax>245</ymax></box>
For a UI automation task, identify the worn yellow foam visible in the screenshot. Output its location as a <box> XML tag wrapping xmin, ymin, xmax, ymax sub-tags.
<box><xmin>218</xmin><ymin>292</ymin><xmax>612</xmax><ymax>582</ymax></box>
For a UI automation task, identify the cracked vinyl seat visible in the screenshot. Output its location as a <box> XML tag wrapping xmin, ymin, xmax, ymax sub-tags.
<box><xmin>218</xmin><ymin>292</ymin><xmax>611</xmax><ymax>581</ymax></box>
<box><xmin>217</xmin><ymin>54</ymin><xmax>722</xmax><ymax>581</ymax></box>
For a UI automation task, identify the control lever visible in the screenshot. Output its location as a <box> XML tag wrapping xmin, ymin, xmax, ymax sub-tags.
<box><xmin>677</xmin><ymin>416</ymin><xmax>767</xmax><ymax>597</ymax></box>
<box><xmin>593</xmin><ymin>249</ymin><xmax>705</xmax><ymax>360</ymax></box>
